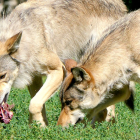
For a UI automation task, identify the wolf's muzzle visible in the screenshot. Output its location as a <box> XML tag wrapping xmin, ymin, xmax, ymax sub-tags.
<box><xmin>75</xmin><ymin>118</ymin><xmax>82</xmax><ymax>124</ymax></box>
<box><xmin>0</xmin><ymin>93</ymin><xmax>9</xmax><ymax>105</ymax></box>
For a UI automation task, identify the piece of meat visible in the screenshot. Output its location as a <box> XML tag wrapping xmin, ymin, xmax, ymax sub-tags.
<box><xmin>0</xmin><ymin>102</ymin><xmax>14</xmax><ymax>124</ymax></box>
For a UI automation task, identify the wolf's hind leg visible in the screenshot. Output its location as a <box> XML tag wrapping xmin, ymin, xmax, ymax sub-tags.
<box><xmin>28</xmin><ymin>76</ymin><xmax>48</xmax><ymax>126</ymax></box>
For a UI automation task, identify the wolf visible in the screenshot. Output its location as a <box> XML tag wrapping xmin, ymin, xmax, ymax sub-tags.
<box><xmin>0</xmin><ymin>0</ymin><xmax>128</xmax><ymax>127</ymax></box>
<box><xmin>58</xmin><ymin>59</ymin><xmax>117</xmax><ymax>127</ymax></box>
<box><xmin>57</xmin><ymin>9</ymin><xmax>140</xmax><ymax>127</ymax></box>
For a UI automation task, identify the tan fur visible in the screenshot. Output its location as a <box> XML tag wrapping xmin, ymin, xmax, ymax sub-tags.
<box><xmin>61</xmin><ymin>59</ymin><xmax>115</xmax><ymax>127</ymax></box>
<box><xmin>0</xmin><ymin>41</ymin><xmax>7</xmax><ymax>55</ymax></box>
<box><xmin>57</xmin><ymin>10</ymin><xmax>140</xmax><ymax>127</ymax></box>
<box><xmin>0</xmin><ymin>0</ymin><xmax>127</xmax><ymax>126</ymax></box>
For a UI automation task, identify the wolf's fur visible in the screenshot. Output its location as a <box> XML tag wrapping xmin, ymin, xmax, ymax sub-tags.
<box><xmin>57</xmin><ymin>10</ymin><xmax>140</xmax><ymax>127</ymax></box>
<box><xmin>59</xmin><ymin>59</ymin><xmax>116</xmax><ymax>127</ymax></box>
<box><xmin>0</xmin><ymin>0</ymin><xmax>127</xmax><ymax>126</ymax></box>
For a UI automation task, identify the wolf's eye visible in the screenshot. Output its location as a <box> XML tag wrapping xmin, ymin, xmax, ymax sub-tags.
<box><xmin>65</xmin><ymin>100</ymin><xmax>72</xmax><ymax>106</ymax></box>
<box><xmin>0</xmin><ymin>73</ymin><xmax>6</xmax><ymax>80</ymax></box>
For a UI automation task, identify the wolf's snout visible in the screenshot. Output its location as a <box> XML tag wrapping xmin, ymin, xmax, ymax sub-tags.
<box><xmin>57</xmin><ymin>107</ymin><xmax>71</xmax><ymax>127</ymax></box>
<box><xmin>75</xmin><ymin>117</ymin><xmax>82</xmax><ymax>124</ymax></box>
<box><xmin>4</xmin><ymin>93</ymin><xmax>8</xmax><ymax>103</ymax></box>
<box><xmin>0</xmin><ymin>93</ymin><xmax>9</xmax><ymax>105</ymax></box>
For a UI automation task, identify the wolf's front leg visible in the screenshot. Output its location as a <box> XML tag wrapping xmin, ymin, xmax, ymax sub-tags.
<box><xmin>29</xmin><ymin>57</ymin><xmax>64</xmax><ymax>127</ymax></box>
<box><xmin>105</xmin><ymin>105</ymin><xmax>115</xmax><ymax>123</ymax></box>
<box><xmin>91</xmin><ymin>105</ymin><xmax>115</xmax><ymax>128</ymax></box>
<box><xmin>28</xmin><ymin>76</ymin><xmax>48</xmax><ymax>126</ymax></box>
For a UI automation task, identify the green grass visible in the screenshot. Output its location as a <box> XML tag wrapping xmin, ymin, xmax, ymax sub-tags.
<box><xmin>0</xmin><ymin>84</ymin><xmax>140</xmax><ymax>140</ymax></box>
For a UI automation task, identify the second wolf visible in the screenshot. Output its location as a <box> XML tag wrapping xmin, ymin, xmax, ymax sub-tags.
<box><xmin>57</xmin><ymin>9</ymin><xmax>140</xmax><ymax>127</ymax></box>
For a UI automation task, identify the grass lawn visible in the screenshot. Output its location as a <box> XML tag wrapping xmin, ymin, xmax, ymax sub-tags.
<box><xmin>0</xmin><ymin>83</ymin><xmax>140</xmax><ymax>140</ymax></box>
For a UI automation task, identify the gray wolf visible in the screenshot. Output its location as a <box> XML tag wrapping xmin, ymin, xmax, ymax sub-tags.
<box><xmin>58</xmin><ymin>59</ymin><xmax>117</xmax><ymax>127</ymax></box>
<box><xmin>57</xmin><ymin>9</ymin><xmax>140</xmax><ymax>127</ymax></box>
<box><xmin>0</xmin><ymin>0</ymin><xmax>127</xmax><ymax>127</ymax></box>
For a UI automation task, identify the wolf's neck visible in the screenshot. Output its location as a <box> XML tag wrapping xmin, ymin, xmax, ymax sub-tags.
<box><xmin>83</xmin><ymin>47</ymin><xmax>132</xmax><ymax>96</ymax></box>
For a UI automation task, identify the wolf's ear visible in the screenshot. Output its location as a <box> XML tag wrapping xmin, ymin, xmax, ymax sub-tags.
<box><xmin>64</xmin><ymin>59</ymin><xmax>77</xmax><ymax>74</ymax></box>
<box><xmin>5</xmin><ymin>32</ymin><xmax>22</xmax><ymax>54</ymax></box>
<box><xmin>71</xmin><ymin>67</ymin><xmax>91</xmax><ymax>82</ymax></box>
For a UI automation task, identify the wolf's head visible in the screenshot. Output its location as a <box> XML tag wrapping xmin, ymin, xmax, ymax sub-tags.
<box><xmin>0</xmin><ymin>32</ymin><xmax>22</xmax><ymax>104</ymax></box>
<box><xmin>57</xmin><ymin>59</ymin><xmax>135</xmax><ymax>128</ymax></box>
<box><xmin>57</xmin><ymin>59</ymin><xmax>101</xmax><ymax>127</ymax></box>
